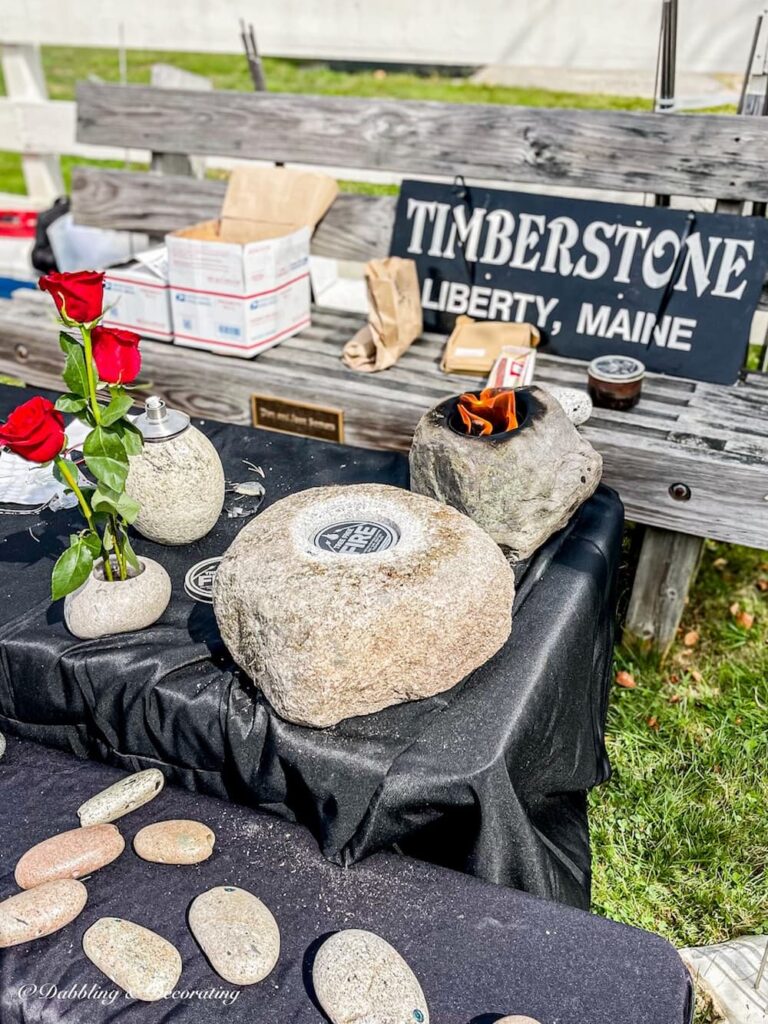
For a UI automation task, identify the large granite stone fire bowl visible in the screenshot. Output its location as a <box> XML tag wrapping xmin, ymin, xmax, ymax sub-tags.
<box><xmin>213</xmin><ymin>483</ymin><xmax>515</xmax><ymax>728</ymax></box>
<box><xmin>410</xmin><ymin>386</ymin><xmax>602</xmax><ymax>561</ymax></box>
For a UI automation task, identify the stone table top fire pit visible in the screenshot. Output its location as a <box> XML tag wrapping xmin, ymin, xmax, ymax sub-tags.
<box><xmin>213</xmin><ymin>483</ymin><xmax>515</xmax><ymax>727</ymax></box>
<box><xmin>410</xmin><ymin>385</ymin><xmax>602</xmax><ymax>560</ymax></box>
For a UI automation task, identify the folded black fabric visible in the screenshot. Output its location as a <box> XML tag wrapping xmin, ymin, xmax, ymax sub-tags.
<box><xmin>0</xmin><ymin>736</ymin><xmax>692</xmax><ymax>1024</ymax></box>
<box><xmin>0</xmin><ymin>385</ymin><xmax>623</xmax><ymax>909</ymax></box>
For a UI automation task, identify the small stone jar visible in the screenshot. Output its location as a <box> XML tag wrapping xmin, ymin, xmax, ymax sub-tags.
<box><xmin>64</xmin><ymin>557</ymin><xmax>172</xmax><ymax>639</ymax></box>
<box><xmin>126</xmin><ymin>397</ymin><xmax>225</xmax><ymax>545</ymax></box>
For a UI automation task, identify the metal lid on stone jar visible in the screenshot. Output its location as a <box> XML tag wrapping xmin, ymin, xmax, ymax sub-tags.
<box><xmin>588</xmin><ymin>355</ymin><xmax>646</xmax><ymax>384</ymax></box>
<box><xmin>133</xmin><ymin>396</ymin><xmax>190</xmax><ymax>441</ymax></box>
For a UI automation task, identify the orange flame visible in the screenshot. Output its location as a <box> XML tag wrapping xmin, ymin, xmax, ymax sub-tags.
<box><xmin>456</xmin><ymin>388</ymin><xmax>518</xmax><ymax>436</ymax></box>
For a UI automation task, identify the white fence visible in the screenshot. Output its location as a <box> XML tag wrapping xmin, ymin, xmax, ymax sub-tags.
<box><xmin>3</xmin><ymin>0</ymin><xmax>763</xmax><ymax>72</ymax></box>
<box><xmin>1</xmin><ymin>1</ymin><xmax>764</xmax><ymax>204</ymax></box>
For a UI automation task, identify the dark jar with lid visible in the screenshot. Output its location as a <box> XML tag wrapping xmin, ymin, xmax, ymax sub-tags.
<box><xmin>587</xmin><ymin>355</ymin><xmax>645</xmax><ymax>411</ymax></box>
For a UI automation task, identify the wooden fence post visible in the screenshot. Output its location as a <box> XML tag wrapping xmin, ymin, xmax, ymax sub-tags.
<box><xmin>1</xmin><ymin>43</ymin><xmax>64</xmax><ymax>202</ymax></box>
<box><xmin>624</xmin><ymin>528</ymin><xmax>704</xmax><ymax>657</ymax></box>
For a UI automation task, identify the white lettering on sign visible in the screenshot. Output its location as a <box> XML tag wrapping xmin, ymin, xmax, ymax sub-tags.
<box><xmin>404</xmin><ymin>198</ymin><xmax>753</xmax><ymax>299</ymax></box>
<box><xmin>421</xmin><ymin>278</ymin><xmax>561</xmax><ymax>330</ymax></box>
<box><xmin>576</xmin><ymin>302</ymin><xmax>696</xmax><ymax>352</ymax></box>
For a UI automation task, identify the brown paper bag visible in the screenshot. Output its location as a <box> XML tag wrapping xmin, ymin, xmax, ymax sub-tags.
<box><xmin>441</xmin><ymin>316</ymin><xmax>540</xmax><ymax>374</ymax></box>
<box><xmin>342</xmin><ymin>257</ymin><xmax>422</xmax><ymax>372</ymax></box>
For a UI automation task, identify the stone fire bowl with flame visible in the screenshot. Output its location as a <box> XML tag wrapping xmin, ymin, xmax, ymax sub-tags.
<box><xmin>213</xmin><ymin>483</ymin><xmax>515</xmax><ymax>728</ymax></box>
<box><xmin>409</xmin><ymin>385</ymin><xmax>603</xmax><ymax>561</ymax></box>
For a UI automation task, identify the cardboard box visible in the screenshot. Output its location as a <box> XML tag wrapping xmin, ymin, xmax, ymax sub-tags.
<box><xmin>441</xmin><ymin>316</ymin><xmax>540</xmax><ymax>374</ymax></box>
<box><xmin>167</xmin><ymin>167</ymin><xmax>338</xmax><ymax>358</ymax></box>
<box><xmin>103</xmin><ymin>249</ymin><xmax>172</xmax><ymax>341</ymax></box>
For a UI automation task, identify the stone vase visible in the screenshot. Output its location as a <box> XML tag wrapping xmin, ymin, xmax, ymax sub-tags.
<box><xmin>409</xmin><ymin>385</ymin><xmax>602</xmax><ymax>561</ymax></box>
<box><xmin>126</xmin><ymin>426</ymin><xmax>225</xmax><ymax>545</ymax></box>
<box><xmin>64</xmin><ymin>557</ymin><xmax>172</xmax><ymax>640</ymax></box>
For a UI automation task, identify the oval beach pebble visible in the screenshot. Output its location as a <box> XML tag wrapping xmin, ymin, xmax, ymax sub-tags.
<box><xmin>83</xmin><ymin>917</ymin><xmax>182</xmax><ymax>1001</ymax></box>
<box><xmin>313</xmin><ymin>929</ymin><xmax>429</xmax><ymax>1024</ymax></box>
<box><xmin>496</xmin><ymin>1018</ymin><xmax>543</xmax><ymax>1023</ymax></box>
<box><xmin>133</xmin><ymin>819</ymin><xmax>215</xmax><ymax>864</ymax></box>
<box><xmin>188</xmin><ymin>885</ymin><xmax>280</xmax><ymax>985</ymax></box>
<box><xmin>15</xmin><ymin>824</ymin><xmax>125</xmax><ymax>889</ymax></box>
<box><xmin>0</xmin><ymin>879</ymin><xmax>88</xmax><ymax>948</ymax></box>
<box><xmin>78</xmin><ymin>768</ymin><xmax>165</xmax><ymax>826</ymax></box>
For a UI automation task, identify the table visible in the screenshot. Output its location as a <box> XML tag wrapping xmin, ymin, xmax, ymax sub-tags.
<box><xmin>0</xmin><ymin>384</ymin><xmax>624</xmax><ymax>910</ymax></box>
<box><xmin>0</xmin><ymin>736</ymin><xmax>692</xmax><ymax>1024</ymax></box>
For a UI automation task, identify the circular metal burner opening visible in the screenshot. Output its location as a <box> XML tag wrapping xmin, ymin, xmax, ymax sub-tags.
<box><xmin>313</xmin><ymin>519</ymin><xmax>401</xmax><ymax>554</ymax></box>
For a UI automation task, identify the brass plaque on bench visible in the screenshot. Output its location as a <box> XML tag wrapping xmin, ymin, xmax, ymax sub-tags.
<box><xmin>251</xmin><ymin>394</ymin><xmax>344</xmax><ymax>444</ymax></box>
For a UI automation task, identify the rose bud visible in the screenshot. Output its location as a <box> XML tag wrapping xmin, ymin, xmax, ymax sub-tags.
<box><xmin>39</xmin><ymin>270</ymin><xmax>105</xmax><ymax>324</ymax></box>
<box><xmin>0</xmin><ymin>396</ymin><xmax>66</xmax><ymax>463</ymax></box>
<box><xmin>92</xmin><ymin>326</ymin><xmax>142</xmax><ymax>385</ymax></box>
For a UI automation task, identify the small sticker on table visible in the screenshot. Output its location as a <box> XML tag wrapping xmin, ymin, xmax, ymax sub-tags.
<box><xmin>184</xmin><ymin>557</ymin><xmax>222</xmax><ymax>603</ymax></box>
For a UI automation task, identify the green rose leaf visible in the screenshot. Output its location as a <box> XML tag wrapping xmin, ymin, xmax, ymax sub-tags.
<box><xmin>83</xmin><ymin>425</ymin><xmax>128</xmax><ymax>492</ymax></box>
<box><xmin>101</xmin><ymin>390</ymin><xmax>134</xmax><ymax>427</ymax></box>
<box><xmin>108</xmin><ymin>418</ymin><xmax>143</xmax><ymax>456</ymax></box>
<box><xmin>52</xmin><ymin>457</ymin><xmax>78</xmax><ymax>489</ymax></box>
<box><xmin>59</xmin><ymin>331</ymin><xmax>79</xmax><ymax>354</ymax></box>
<box><xmin>121</xmin><ymin>534</ymin><xmax>141</xmax><ymax>573</ymax></box>
<box><xmin>51</xmin><ymin>537</ymin><xmax>94</xmax><ymax>601</ymax></box>
<box><xmin>62</xmin><ymin>341</ymin><xmax>91</xmax><ymax>400</ymax></box>
<box><xmin>81</xmin><ymin>532</ymin><xmax>103</xmax><ymax>558</ymax></box>
<box><xmin>91</xmin><ymin>484</ymin><xmax>140</xmax><ymax>524</ymax></box>
<box><xmin>55</xmin><ymin>393</ymin><xmax>88</xmax><ymax>414</ymax></box>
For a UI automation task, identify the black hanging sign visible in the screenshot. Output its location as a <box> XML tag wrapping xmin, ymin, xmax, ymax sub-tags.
<box><xmin>389</xmin><ymin>179</ymin><xmax>768</xmax><ymax>385</ymax></box>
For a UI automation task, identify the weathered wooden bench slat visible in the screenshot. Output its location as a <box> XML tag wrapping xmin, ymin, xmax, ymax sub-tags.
<box><xmin>1</xmin><ymin>301</ymin><xmax>766</xmax><ymax>549</ymax></box>
<box><xmin>71</xmin><ymin>167</ymin><xmax>768</xmax><ymax>313</ymax></box>
<box><xmin>76</xmin><ymin>83</ymin><xmax>768</xmax><ymax>202</ymax></box>
<box><xmin>72</xmin><ymin>167</ymin><xmax>395</xmax><ymax>263</ymax></box>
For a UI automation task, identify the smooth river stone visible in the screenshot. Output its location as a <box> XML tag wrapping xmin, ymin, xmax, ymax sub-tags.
<box><xmin>0</xmin><ymin>879</ymin><xmax>87</xmax><ymax>948</ymax></box>
<box><xmin>133</xmin><ymin>819</ymin><xmax>215</xmax><ymax>864</ymax></box>
<box><xmin>78</xmin><ymin>768</ymin><xmax>165</xmax><ymax>826</ymax></box>
<box><xmin>496</xmin><ymin>1018</ymin><xmax>543</xmax><ymax>1023</ymax></box>
<box><xmin>313</xmin><ymin>929</ymin><xmax>429</xmax><ymax>1024</ymax></box>
<box><xmin>188</xmin><ymin>885</ymin><xmax>280</xmax><ymax>984</ymax></box>
<box><xmin>15</xmin><ymin>824</ymin><xmax>125</xmax><ymax>889</ymax></box>
<box><xmin>83</xmin><ymin>917</ymin><xmax>182</xmax><ymax>1002</ymax></box>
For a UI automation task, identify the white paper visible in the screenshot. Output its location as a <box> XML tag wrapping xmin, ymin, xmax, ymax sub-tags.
<box><xmin>0</xmin><ymin>418</ymin><xmax>89</xmax><ymax>507</ymax></box>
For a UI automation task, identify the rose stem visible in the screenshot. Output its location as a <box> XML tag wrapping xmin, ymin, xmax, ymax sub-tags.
<box><xmin>53</xmin><ymin>454</ymin><xmax>113</xmax><ymax>581</ymax></box>
<box><xmin>79</xmin><ymin>325</ymin><xmax>102</xmax><ymax>425</ymax></box>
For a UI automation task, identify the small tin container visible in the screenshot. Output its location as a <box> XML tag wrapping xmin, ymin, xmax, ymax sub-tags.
<box><xmin>587</xmin><ymin>355</ymin><xmax>645</xmax><ymax>411</ymax></box>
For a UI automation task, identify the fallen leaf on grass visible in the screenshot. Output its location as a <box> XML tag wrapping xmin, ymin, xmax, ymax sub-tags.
<box><xmin>668</xmin><ymin>694</ymin><xmax>681</xmax><ymax>704</ymax></box>
<box><xmin>646</xmin><ymin>716</ymin><xmax>660</xmax><ymax>730</ymax></box>
<box><xmin>691</xmin><ymin>670</ymin><xmax>703</xmax><ymax>683</ymax></box>
<box><xmin>729</xmin><ymin>602</ymin><xmax>741</xmax><ymax>616</ymax></box>
<box><xmin>683</xmin><ymin>630</ymin><xmax>699</xmax><ymax>647</ymax></box>
<box><xmin>713</xmin><ymin>557</ymin><xmax>728</xmax><ymax>569</ymax></box>
<box><xmin>736</xmin><ymin>611</ymin><xmax>755</xmax><ymax>630</ymax></box>
<box><xmin>757</xmin><ymin>579</ymin><xmax>768</xmax><ymax>592</ymax></box>
<box><xmin>615</xmin><ymin>670</ymin><xmax>637</xmax><ymax>689</ymax></box>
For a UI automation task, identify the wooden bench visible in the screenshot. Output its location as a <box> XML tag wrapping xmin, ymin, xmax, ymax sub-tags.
<box><xmin>1</xmin><ymin>81</ymin><xmax>768</xmax><ymax>654</ymax></box>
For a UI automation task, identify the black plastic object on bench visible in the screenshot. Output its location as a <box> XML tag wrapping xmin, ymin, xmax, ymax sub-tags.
<box><xmin>0</xmin><ymin>385</ymin><xmax>623</xmax><ymax>910</ymax></box>
<box><xmin>0</xmin><ymin>737</ymin><xmax>692</xmax><ymax>1024</ymax></box>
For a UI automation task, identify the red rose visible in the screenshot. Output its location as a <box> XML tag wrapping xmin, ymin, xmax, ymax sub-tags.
<box><xmin>0</xmin><ymin>396</ymin><xmax>66</xmax><ymax>463</ymax></box>
<box><xmin>39</xmin><ymin>270</ymin><xmax>105</xmax><ymax>324</ymax></box>
<box><xmin>92</xmin><ymin>326</ymin><xmax>141</xmax><ymax>384</ymax></box>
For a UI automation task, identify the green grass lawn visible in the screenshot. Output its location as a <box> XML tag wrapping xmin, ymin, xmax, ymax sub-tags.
<box><xmin>1</xmin><ymin>49</ymin><xmax>765</xmax><ymax>998</ymax></box>
<box><xmin>592</xmin><ymin>540</ymin><xmax>767</xmax><ymax>949</ymax></box>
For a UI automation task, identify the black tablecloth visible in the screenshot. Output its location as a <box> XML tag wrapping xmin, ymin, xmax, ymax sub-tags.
<box><xmin>0</xmin><ymin>385</ymin><xmax>624</xmax><ymax>910</ymax></box>
<box><xmin>0</xmin><ymin>737</ymin><xmax>692</xmax><ymax>1024</ymax></box>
